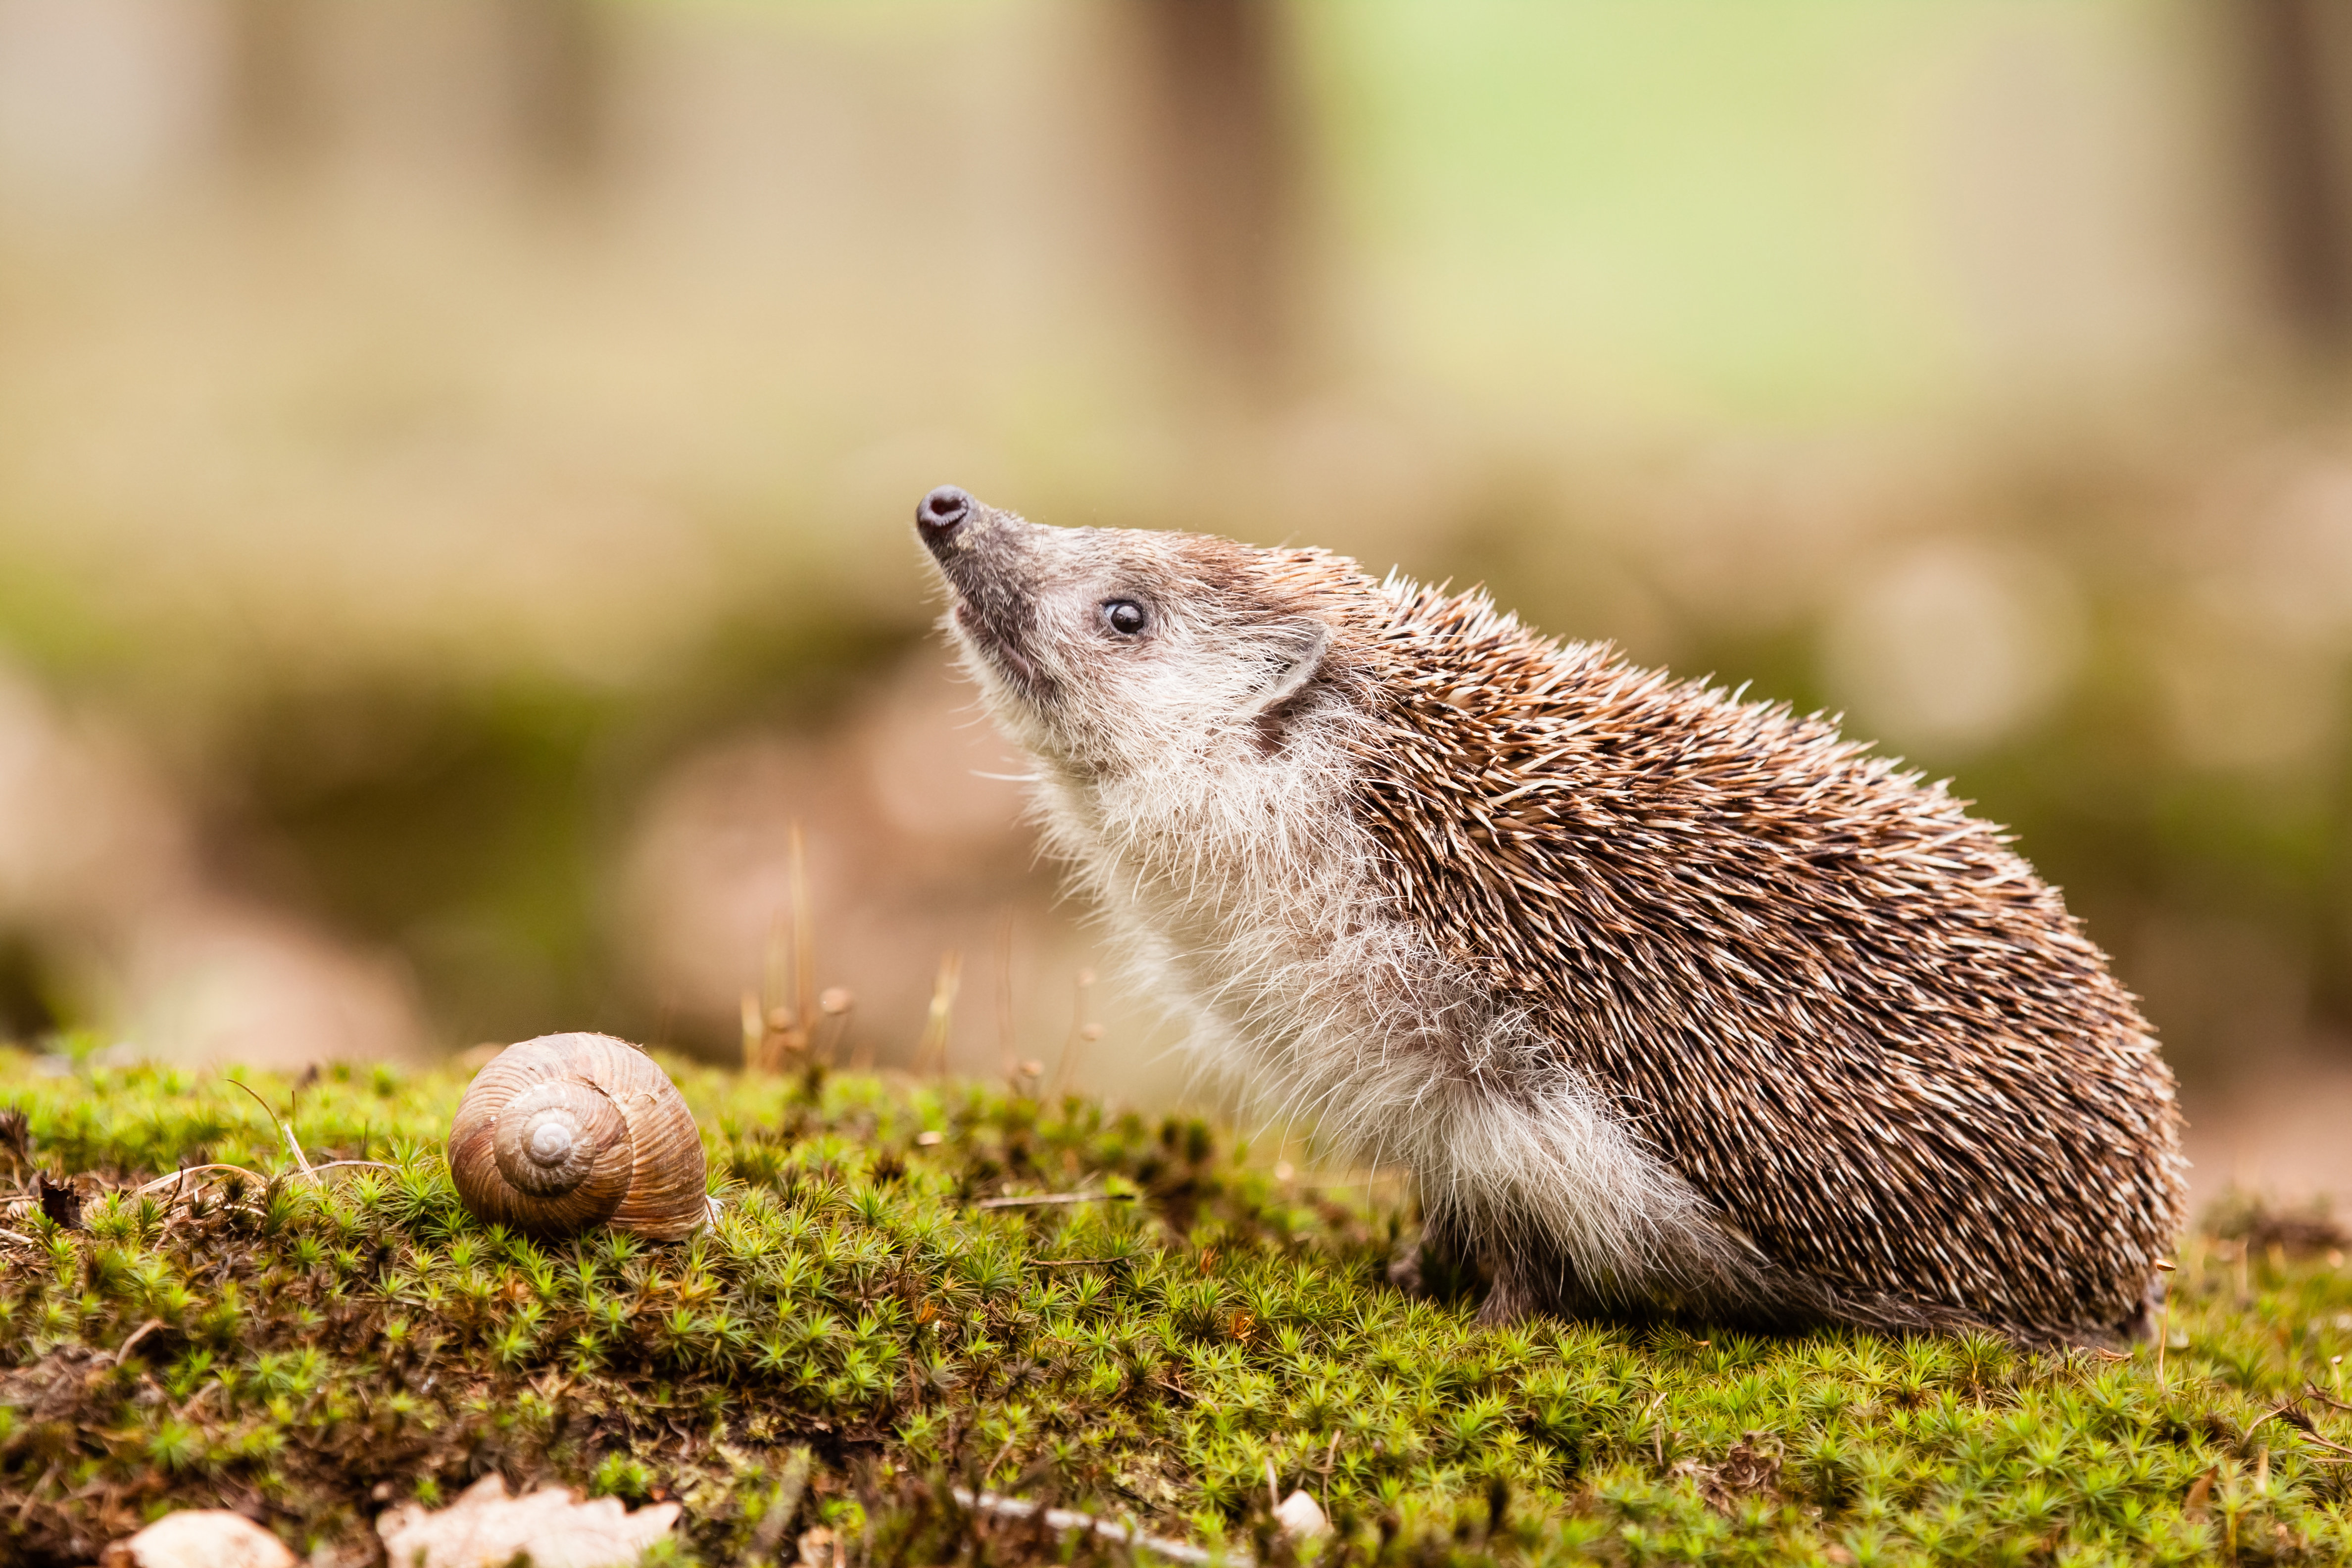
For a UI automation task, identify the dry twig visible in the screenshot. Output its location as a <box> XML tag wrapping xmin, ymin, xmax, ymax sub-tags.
<box><xmin>951</xmin><ymin>1488</ymin><xmax>1221</xmax><ymax>1566</ymax></box>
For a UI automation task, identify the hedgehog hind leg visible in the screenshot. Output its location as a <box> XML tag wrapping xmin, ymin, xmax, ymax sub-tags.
<box><xmin>2110</xmin><ymin>1269</ymin><xmax>2164</xmax><ymax>1346</ymax></box>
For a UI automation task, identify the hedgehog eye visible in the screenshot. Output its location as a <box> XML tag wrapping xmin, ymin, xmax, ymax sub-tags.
<box><xmin>1100</xmin><ymin>599</ymin><xmax>1149</xmax><ymax>637</ymax></box>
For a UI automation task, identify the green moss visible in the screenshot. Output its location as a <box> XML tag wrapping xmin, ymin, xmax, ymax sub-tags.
<box><xmin>0</xmin><ymin>1050</ymin><xmax>2348</xmax><ymax>1566</ymax></box>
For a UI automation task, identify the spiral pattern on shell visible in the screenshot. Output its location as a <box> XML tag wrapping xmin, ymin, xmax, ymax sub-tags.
<box><xmin>446</xmin><ymin>1032</ymin><xmax>708</xmax><ymax>1240</ymax></box>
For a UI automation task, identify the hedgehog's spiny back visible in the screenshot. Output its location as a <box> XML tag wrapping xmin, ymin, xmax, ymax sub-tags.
<box><xmin>1345</xmin><ymin>578</ymin><xmax>2183</xmax><ymax>1335</ymax></box>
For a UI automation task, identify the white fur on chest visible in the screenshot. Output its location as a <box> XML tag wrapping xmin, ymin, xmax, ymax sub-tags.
<box><xmin>1027</xmin><ymin>731</ymin><xmax>1747</xmax><ymax>1302</ymax></box>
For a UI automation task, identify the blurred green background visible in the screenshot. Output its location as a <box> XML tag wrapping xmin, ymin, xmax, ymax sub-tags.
<box><xmin>1</xmin><ymin>0</ymin><xmax>2350</xmax><ymax>1205</ymax></box>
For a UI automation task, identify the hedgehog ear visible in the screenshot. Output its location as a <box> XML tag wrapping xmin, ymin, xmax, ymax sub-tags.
<box><xmin>1237</xmin><ymin>619</ymin><xmax>1329</xmax><ymax>722</ymax></box>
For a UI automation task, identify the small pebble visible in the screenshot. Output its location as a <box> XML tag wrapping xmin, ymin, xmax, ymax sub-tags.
<box><xmin>1274</xmin><ymin>1489</ymin><xmax>1329</xmax><ymax>1538</ymax></box>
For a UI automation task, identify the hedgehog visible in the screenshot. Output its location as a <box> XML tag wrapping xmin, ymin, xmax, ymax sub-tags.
<box><xmin>913</xmin><ymin>484</ymin><xmax>2186</xmax><ymax>1345</ymax></box>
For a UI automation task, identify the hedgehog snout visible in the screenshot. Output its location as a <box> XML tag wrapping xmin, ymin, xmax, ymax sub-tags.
<box><xmin>916</xmin><ymin>485</ymin><xmax>972</xmax><ymax>540</ymax></box>
<box><xmin>917</xmin><ymin>486</ymin><xmax>1022</xmax><ymax>602</ymax></box>
<box><xmin>916</xmin><ymin>489</ymin><xmax>1060</xmax><ymax>697</ymax></box>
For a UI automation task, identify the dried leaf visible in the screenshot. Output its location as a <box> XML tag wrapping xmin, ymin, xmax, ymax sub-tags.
<box><xmin>376</xmin><ymin>1473</ymin><xmax>681</xmax><ymax>1568</ymax></box>
<box><xmin>1668</xmin><ymin>1439</ymin><xmax>1782</xmax><ymax>1515</ymax></box>
<box><xmin>37</xmin><ymin>1171</ymin><xmax>81</xmax><ymax>1230</ymax></box>
<box><xmin>100</xmin><ymin>1510</ymin><xmax>297</xmax><ymax>1568</ymax></box>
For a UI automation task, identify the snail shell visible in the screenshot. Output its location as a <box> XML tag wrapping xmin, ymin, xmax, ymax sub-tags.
<box><xmin>447</xmin><ymin>1032</ymin><xmax>707</xmax><ymax>1240</ymax></box>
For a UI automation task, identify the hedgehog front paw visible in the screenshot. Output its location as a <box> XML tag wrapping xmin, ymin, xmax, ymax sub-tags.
<box><xmin>1389</xmin><ymin>1226</ymin><xmax>1484</xmax><ymax>1303</ymax></box>
<box><xmin>1386</xmin><ymin>1239</ymin><xmax>1427</xmax><ymax>1296</ymax></box>
<box><xmin>1474</xmin><ymin>1257</ymin><xmax>1535</xmax><ymax>1327</ymax></box>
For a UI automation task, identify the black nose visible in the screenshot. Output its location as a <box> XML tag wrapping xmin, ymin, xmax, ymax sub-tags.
<box><xmin>917</xmin><ymin>486</ymin><xmax>972</xmax><ymax>539</ymax></box>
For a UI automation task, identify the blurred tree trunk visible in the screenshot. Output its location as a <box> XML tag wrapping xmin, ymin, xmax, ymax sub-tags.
<box><xmin>503</xmin><ymin>0</ymin><xmax>609</xmax><ymax>191</ymax></box>
<box><xmin>2237</xmin><ymin>0</ymin><xmax>2352</xmax><ymax>349</ymax></box>
<box><xmin>224</xmin><ymin>0</ymin><xmax>607</xmax><ymax>191</ymax></box>
<box><xmin>223</xmin><ymin>0</ymin><xmax>316</xmax><ymax>172</ymax></box>
<box><xmin>1129</xmin><ymin>0</ymin><xmax>1301</xmax><ymax>394</ymax></box>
